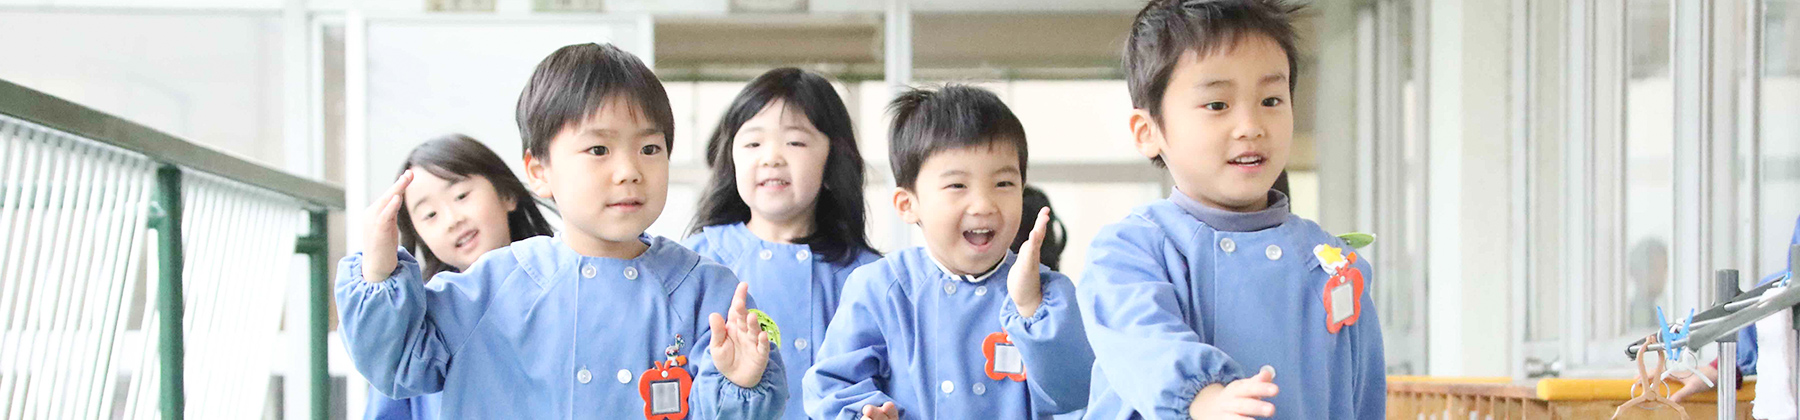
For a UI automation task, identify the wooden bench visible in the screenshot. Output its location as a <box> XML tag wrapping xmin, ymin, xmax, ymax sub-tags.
<box><xmin>1387</xmin><ymin>376</ymin><xmax>1756</xmax><ymax>419</ymax></box>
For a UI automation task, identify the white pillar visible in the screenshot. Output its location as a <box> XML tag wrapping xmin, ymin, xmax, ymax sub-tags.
<box><xmin>1425</xmin><ymin>0</ymin><xmax>1515</xmax><ymax>377</ymax></box>
<box><xmin>882</xmin><ymin>0</ymin><xmax>913</xmax><ymax>251</ymax></box>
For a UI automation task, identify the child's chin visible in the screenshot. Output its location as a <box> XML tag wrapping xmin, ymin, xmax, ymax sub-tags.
<box><xmin>954</xmin><ymin>249</ymin><xmax>1008</xmax><ymax>273</ymax></box>
<box><xmin>1214</xmin><ymin>183</ymin><xmax>1273</xmax><ymax>200</ymax></box>
<box><xmin>587</xmin><ymin>220</ymin><xmax>653</xmax><ymax>242</ymax></box>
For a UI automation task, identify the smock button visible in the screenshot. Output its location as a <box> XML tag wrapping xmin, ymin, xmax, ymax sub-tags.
<box><xmin>975</xmin><ymin>285</ymin><xmax>988</xmax><ymax>296</ymax></box>
<box><xmin>1220</xmin><ymin>237</ymin><xmax>1237</xmax><ymax>253</ymax></box>
<box><xmin>797</xmin><ymin>250</ymin><xmax>810</xmax><ymax>261</ymax></box>
<box><xmin>972</xmin><ymin>383</ymin><xmax>987</xmax><ymax>395</ymax></box>
<box><xmin>623</xmin><ymin>266</ymin><xmax>638</xmax><ymax>280</ymax></box>
<box><xmin>944</xmin><ymin>283</ymin><xmax>957</xmax><ymax>295</ymax></box>
<box><xmin>1266</xmin><ymin>245</ymin><xmax>1282</xmax><ymax>260</ymax></box>
<box><xmin>759</xmin><ymin>249</ymin><xmax>773</xmax><ymax>260</ymax></box>
<box><xmin>795</xmin><ymin>338</ymin><xmax>809</xmax><ymax>350</ymax></box>
<box><xmin>617</xmin><ymin>369</ymin><xmax>631</xmax><ymax>384</ymax></box>
<box><xmin>581</xmin><ymin>265</ymin><xmax>596</xmax><ymax>278</ymax></box>
<box><xmin>576</xmin><ymin>368</ymin><xmax>592</xmax><ymax>384</ymax></box>
<box><xmin>941</xmin><ymin>381</ymin><xmax>955</xmax><ymax>394</ymax></box>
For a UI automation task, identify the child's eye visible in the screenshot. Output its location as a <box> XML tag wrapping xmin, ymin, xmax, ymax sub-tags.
<box><xmin>1203</xmin><ymin>102</ymin><xmax>1228</xmax><ymax>111</ymax></box>
<box><xmin>787</xmin><ymin>140</ymin><xmax>807</xmax><ymax>147</ymax></box>
<box><xmin>586</xmin><ymin>146</ymin><xmax>609</xmax><ymax>156</ymax></box>
<box><xmin>1262</xmin><ymin>97</ymin><xmax>1284</xmax><ymax>107</ymax></box>
<box><xmin>641</xmin><ymin>144</ymin><xmax>664</xmax><ymax>155</ymax></box>
<box><xmin>422</xmin><ymin>212</ymin><xmax>436</xmax><ymax>221</ymax></box>
<box><xmin>455</xmin><ymin>192</ymin><xmax>468</xmax><ymax>201</ymax></box>
<box><xmin>742</xmin><ymin>141</ymin><xmax>760</xmax><ymax>149</ymax></box>
<box><xmin>946</xmin><ymin>183</ymin><xmax>967</xmax><ymax>190</ymax></box>
<box><xmin>997</xmin><ymin>181</ymin><xmax>1017</xmax><ymax>188</ymax></box>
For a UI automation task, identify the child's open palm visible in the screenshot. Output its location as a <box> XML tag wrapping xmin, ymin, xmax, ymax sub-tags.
<box><xmin>361</xmin><ymin>170</ymin><xmax>413</xmax><ymax>282</ymax></box>
<box><xmin>709</xmin><ymin>283</ymin><xmax>771</xmax><ymax>388</ymax></box>
<box><xmin>1189</xmin><ymin>366</ymin><xmax>1279</xmax><ymax>419</ymax></box>
<box><xmin>1007</xmin><ymin>207</ymin><xmax>1052</xmax><ymax>317</ymax></box>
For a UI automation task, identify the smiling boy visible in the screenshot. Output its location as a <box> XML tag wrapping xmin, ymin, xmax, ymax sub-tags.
<box><xmin>1077</xmin><ymin>1</ymin><xmax>1386</xmax><ymax>419</ymax></box>
<box><xmin>336</xmin><ymin>43</ymin><xmax>786</xmax><ymax>419</ymax></box>
<box><xmin>803</xmin><ymin>85</ymin><xmax>1094</xmax><ymax>420</ymax></box>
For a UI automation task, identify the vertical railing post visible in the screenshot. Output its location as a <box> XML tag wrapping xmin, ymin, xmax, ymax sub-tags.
<box><xmin>150</xmin><ymin>164</ymin><xmax>185</xmax><ymax>420</ymax></box>
<box><xmin>1716</xmin><ymin>270</ymin><xmax>1739</xmax><ymax>419</ymax></box>
<box><xmin>294</xmin><ymin>210</ymin><xmax>330</xmax><ymax>420</ymax></box>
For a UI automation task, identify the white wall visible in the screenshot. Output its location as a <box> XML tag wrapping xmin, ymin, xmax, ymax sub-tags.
<box><xmin>0</xmin><ymin>10</ymin><xmax>289</xmax><ymax>170</ymax></box>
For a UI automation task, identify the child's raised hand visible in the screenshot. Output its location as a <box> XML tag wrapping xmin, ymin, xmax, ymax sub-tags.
<box><xmin>361</xmin><ymin>170</ymin><xmax>413</xmax><ymax>282</ymax></box>
<box><xmin>709</xmin><ymin>282</ymin><xmax>771</xmax><ymax>389</ymax></box>
<box><xmin>860</xmin><ymin>402</ymin><xmax>900</xmax><ymax>420</ymax></box>
<box><xmin>1007</xmin><ymin>207</ymin><xmax>1052</xmax><ymax>317</ymax></box>
<box><xmin>1188</xmin><ymin>366</ymin><xmax>1279</xmax><ymax>419</ymax></box>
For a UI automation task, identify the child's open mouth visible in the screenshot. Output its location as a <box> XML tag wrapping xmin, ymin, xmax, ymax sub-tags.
<box><xmin>756</xmin><ymin>178</ymin><xmax>790</xmax><ymax>190</ymax></box>
<box><xmin>962</xmin><ymin>228</ymin><xmax>995</xmax><ymax>248</ymax></box>
<box><xmin>1228</xmin><ymin>153</ymin><xmax>1267</xmax><ymax>170</ymax></box>
<box><xmin>453</xmin><ymin>229</ymin><xmax>480</xmax><ymax>250</ymax></box>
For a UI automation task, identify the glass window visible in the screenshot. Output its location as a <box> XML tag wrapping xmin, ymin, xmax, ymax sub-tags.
<box><xmin>1761</xmin><ymin>1</ymin><xmax>1800</xmax><ymax>279</ymax></box>
<box><xmin>1618</xmin><ymin>0</ymin><xmax>1676</xmax><ymax>336</ymax></box>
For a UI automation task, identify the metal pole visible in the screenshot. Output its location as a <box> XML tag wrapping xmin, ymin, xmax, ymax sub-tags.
<box><xmin>152</xmin><ymin>164</ymin><xmax>185</xmax><ymax>420</ymax></box>
<box><xmin>295</xmin><ymin>210</ymin><xmax>330</xmax><ymax>420</ymax></box>
<box><xmin>1716</xmin><ymin>270</ymin><xmax>1739</xmax><ymax>419</ymax></box>
<box><xmin>1790</xmin><ymin>244</ymin><xmax>1799</xmax><ymax>413</ymax></box>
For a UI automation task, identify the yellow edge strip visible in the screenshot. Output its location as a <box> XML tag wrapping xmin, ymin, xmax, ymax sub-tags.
<box><xmin>1534</xmin><ymin>378</ymin><xmax>1756</xmax><ymax>402</ymax></box>
<box><xmin>1387</xmin><ymin>376</ymin><xmax>1512</xmax><ymax>384</ymax></box>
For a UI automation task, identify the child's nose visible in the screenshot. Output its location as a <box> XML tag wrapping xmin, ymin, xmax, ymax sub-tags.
<box><xmin>967</xmin><ymin>193</ymin><xmax>1000</xmax><ymax>216</ymax></box>
<box><xmin>758</xmin><ymin>148</ymin><xmax>784</xmax><ymax>167</ymax></box>
<box><xmin>613</xmin><ymin>158</ymin><xmax>643</xmax><ymax>184</ymax></box>
<box><xmin>1233</xmin><ymin>110</ymin><xmax>1268</xmax><ymax>140</ymax></box>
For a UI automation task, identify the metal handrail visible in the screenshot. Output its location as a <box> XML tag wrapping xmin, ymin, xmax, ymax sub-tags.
<box><xmin>0</xmin><ymin>79</ymin><xmax>344</xmax><ymax>209</ymax></box>
<box><xmin>0</xmin><ymin>78</ymin><xmax>343</xmax><ymax>420</ymax></box>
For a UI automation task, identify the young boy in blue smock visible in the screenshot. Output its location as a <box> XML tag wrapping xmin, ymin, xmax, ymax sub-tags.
<box><xmin>803</xmin><ymin>85</ymin><xmax>1095</xmax><ymax>420</ymax></box>
<box><xmin>1078</xmin><ymin>1</ymin><xmax>1386</xmax><ymax>419</ymax></box>
<box><xmin>335</xmin><ymin>43</ymin><xmax>786</xmax><ymax>419</ymax></box>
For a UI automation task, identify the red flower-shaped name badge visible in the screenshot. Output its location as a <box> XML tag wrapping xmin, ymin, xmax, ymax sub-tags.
<box><xmin>1318</xmin><ymin>248</ymin><xmax>1365</xmax><ymax>334</ymax></box>
<box><xmin>638</xmin><ymin>359</ymin><xmax>692</xmax><ymax>420</ymax></box>
<box><xmin>983</xmin><ymin>332</ymin><xmax>1027</xmax><ymax>381</ymax></box>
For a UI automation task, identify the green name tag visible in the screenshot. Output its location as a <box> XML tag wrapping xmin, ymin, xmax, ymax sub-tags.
<box><xmin>748</xmin><ymin>309</ymin><xmax>780</xmax><ymax>345</ymax></box>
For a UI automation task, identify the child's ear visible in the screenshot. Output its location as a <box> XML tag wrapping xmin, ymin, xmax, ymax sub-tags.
<box><xmin>892</xmin><ymin>188</ymin><xmax>920</xmax><ymax>225</ymax></box>
<box><xmin>523</xmin><ymin>154</ymin><xmax>555</xmax><ymax>199</ymax></box>
<box><xmin>1129</xmin><ymin>108</ymin><xmax>1164</xmax><ymax>161</ymax></box>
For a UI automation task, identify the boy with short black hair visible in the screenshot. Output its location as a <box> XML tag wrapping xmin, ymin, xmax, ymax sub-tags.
<box><xmin>338</xmin><ymin>42</ymin><xmax>786</xmax><ymax>419</ymax></box>
<box><xmin>1079</xmin><ymin>0</ymin><xmax>1386</xmax><ymax>418</ymax></box>
<box><xmin>803</xmin><ymin>85</ymin><xmax>1094</xmax><ymax>420</ymax></box>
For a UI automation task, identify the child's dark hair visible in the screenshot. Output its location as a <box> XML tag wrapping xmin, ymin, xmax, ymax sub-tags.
<box><xmin>516</xmin><ymin>43</ymin><xmax>675</xmax><ymax>161</ymax></box>
<box><xmin>1125</xmin><ymin>0</ymin><xmax>1304</xmax><ymax>167</ymax></box>
<box><xmin>396</xmin><ymin>134</ymin><xmax>558</xmax><ymax>279</ymax></box>
<box><xmin>689</xmin><ymin>68</ymin><xmax>877</xmax><ymax>263</ymax></box>
<box><xmin>887</xmin><ymin>85</ymin><xmax>1029</xmax><ymax>190</ymax></box>
<box><xmin>1010</xmin><ymin>185</ymin><xmax>1067</xmax><ymax>271</ymax></box>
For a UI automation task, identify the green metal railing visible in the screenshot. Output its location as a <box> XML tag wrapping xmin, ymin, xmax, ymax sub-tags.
<box><xmin>0</xmin><ymin>78</ymin><xmax>344</xmax><ymax>419</ymax></box>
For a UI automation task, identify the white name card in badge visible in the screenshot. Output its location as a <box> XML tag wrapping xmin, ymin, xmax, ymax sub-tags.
<box><xmin>1330</xmin><ymin>281</ymin><xmax>1355</xmax><ymax>324</ymax></box>
<box><xmin>982</xmin><ymin>332</ymin><xmax>1027</xmax><ymax>381</ymax></box>
<box><xmin>650</xmin><ymin>380</ymin><xmax>682</xmax><ymax>415</ymax></box>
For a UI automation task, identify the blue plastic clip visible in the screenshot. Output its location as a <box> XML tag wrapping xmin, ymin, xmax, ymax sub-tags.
<box><xmin>1654</xmin><ymin>306</ymin><xmax>1695</xmax><ymax>361</ymax></box>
